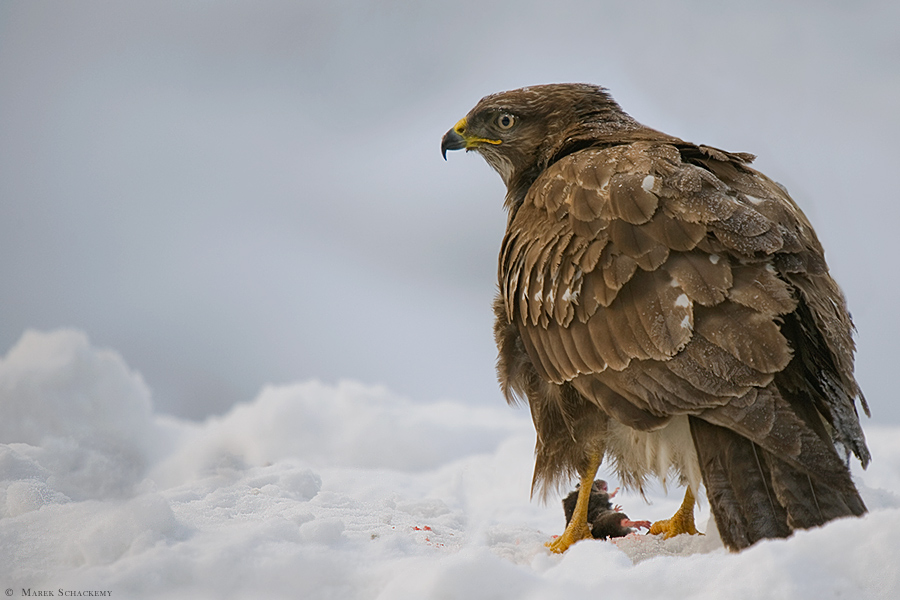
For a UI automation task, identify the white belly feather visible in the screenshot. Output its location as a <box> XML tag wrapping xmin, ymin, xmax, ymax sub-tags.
<box><xmin>605</xmin><ymin>415</ymin><xmax>702</xmax><ymax>496</ymax></box>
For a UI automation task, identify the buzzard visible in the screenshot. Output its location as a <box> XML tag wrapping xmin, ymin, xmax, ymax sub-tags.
<box><xmin>441</xmin><ymin>83</ymin><xmax>870</xmax><ymax>552</ymax></box>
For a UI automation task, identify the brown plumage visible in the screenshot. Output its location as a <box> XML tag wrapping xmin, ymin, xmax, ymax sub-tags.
<box><xmin>442</xmin><ymin>83</ymin><xmax>870</xmax><ymax>551</ymax></box>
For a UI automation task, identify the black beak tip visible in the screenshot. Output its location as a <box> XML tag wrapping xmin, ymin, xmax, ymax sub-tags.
<box><xmin>441</xmin><ymin>129</ymin><xmax>466</xmax><ymax>160</ymax></box>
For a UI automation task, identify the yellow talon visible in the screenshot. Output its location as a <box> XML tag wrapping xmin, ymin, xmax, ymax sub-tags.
<box><xmin>649</xmin><ymin>487</ymin><xmax>702</xmax><ymax>539</ymax></box>
<box><xmin>546</xmin><ymin>519</ymin><xmax>593</xmax><ymax>554</ymax></box>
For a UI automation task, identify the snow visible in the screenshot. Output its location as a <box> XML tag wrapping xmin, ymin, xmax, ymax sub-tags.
<box><xmin>2</xmin><ymin>330</ymin><xmax>899</xmax><ymax>599</ymax></box>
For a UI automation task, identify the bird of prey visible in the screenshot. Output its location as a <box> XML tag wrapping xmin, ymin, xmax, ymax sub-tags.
<box><xmin>441</xmin><ymin>83</ymin><xmax>870</xmax><ymax>553</ymax></box>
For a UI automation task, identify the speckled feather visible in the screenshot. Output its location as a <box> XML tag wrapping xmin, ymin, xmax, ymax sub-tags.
<box><xmin>450</xmin><ymin>83</ymin><xmax>869</xmax><ymax>551</ymax></box>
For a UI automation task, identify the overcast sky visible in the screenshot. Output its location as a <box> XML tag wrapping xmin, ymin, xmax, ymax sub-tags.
<box><xmin>1</xmin><ymin>0</ymin><xmax>898</xmax><ymax>422</ymax></box>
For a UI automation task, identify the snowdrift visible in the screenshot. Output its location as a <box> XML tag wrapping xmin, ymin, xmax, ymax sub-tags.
<box><xmin>1</xmin><ymin>330</ymin><xmax>897</xmax><ymax>599</ymax></box>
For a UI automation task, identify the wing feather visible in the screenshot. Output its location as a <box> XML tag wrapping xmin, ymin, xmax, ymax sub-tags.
<box><xmin>641</xmin><ymin>209</ymin><xmax>706</xmax><ymax>251</ymax></box>
<box><xmin>665</xmin><ymin>335</ymin><xmax>773</xmax><ymax>396</ymax></box>
<box><xmin>695</xmin><ymin>302</ymin><xmax>792</xmax><ymax>374</ymax></box>
<box><xmin>580</xmin><ymin>237</ymin><xmax>609</xmax><ymax>272</ymax></box>
<box><xmin>607</xmin><ymin>280</ymin><xmax>661</xmax><ymax>360</ymax></box>
<box><xmin>568</xmin><ymin>320</ymin><xmax>608</xmax><ymax>372</ymax></box>
<box><xmin>609</xmin><ymin>217</ymin><xmax>661</xmax><ymax>258</ymax></box>
<box><xmin>557</xmin><ymin>319</ymin><xmax>594</xmax><ymax>374</ymax></box>
<box><xmin>616</xmin><ymin>268</ymin><xmax>693</xmax><ymax>358</ymax></box>
<box><xmin>633</xmin><ymin>244</ymin><xmax>670</xmax><ymax>271</ymax></box>
<box><xmin>600</xmin><ymin>246</ymin><xmax>638</xmax><ymax>292</ymax></box>
<box><xmin>664</xmin><ymin>250</ymin><xmax>733</xmax><ymax>307</ymax></box>
<box><xmin>586</xmin><ymin>310</ymin><xmax>631</xmax><ymax>371</ymax></box>
<box><xmin>498</xmin><ymin>140</ymin><xmax>863</xmax><ymax>448</ymax></box>
<box><xmin>728</xmin><ymin>263</ymin><xmax>797</xmax><ymax>315</ymax></box>
<box><xmin>609</xmin><ymin>172</ymin><xmax>659</xmax><ymax>224</ymax></box>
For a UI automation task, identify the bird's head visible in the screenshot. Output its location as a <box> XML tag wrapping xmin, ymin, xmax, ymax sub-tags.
<box><xmin>441</xmin><ymin>83</ymin><xmax>640</xmax><ymax>194</ymax></box>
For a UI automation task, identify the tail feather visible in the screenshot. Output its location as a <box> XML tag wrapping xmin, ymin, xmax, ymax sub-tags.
<box><xmin>766</xmin><ymin>453</ymin><xmax>866</xmax><ymax>529</ymax></box>
<box><xmin>689</xmin><ymin>416</ymin><xmax>865</xmax><ymax>551</ymax></box>
<box><xmin>689</xmin><ymin>417</ymin><xmax>790</xmax><ymax>549</ymax></box>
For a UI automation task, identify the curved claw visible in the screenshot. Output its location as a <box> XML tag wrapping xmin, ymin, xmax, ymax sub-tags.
<box><xmin>546</xmin><ymin>521</ymin><xmax>593</xmax><ymax>554</ymax></box>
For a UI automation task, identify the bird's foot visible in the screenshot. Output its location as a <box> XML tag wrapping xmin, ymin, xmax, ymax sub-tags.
<box><xmin>648</xmin><ymin>487</ymin><xmax>701</xmax><ymax>539</ymax></box>
<box><xmin>648</xmin><ymin>515</ymin><xmax>698</xmax><ymax>538</ymax></box>
<box><xmin>546</xmin><ymin>520</ymin><xmax>593</xmax><ymax>554</ymax></box>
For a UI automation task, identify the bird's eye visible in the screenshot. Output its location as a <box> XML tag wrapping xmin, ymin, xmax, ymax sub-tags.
<box><xmin>496</xmin><ymin>113</ymin><xmax>516</xmax><ymax>130</ymax></box>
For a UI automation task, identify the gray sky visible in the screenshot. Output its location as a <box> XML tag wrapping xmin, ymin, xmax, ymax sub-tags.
<box><xmin>1</xmin><ymin>0</ymin><xmax>898</xmax><ymax>422</ymax></box>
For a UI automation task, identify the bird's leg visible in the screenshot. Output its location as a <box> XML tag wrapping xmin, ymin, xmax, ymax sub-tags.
<box><xmin>649</xmin><ymin>486</ymin><xmax>701</xmax><ymax>539</ymax></box>
<box><xmin>546</xmin><ymin>451</ymin><xmax>602</xmax><ymax>554</ymax></box>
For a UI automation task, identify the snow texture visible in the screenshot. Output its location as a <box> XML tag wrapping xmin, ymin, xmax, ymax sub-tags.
<box><xmin>1</xmin><ymin>330</ymin><xmax>898</xmax><ymax>599</ymax></box>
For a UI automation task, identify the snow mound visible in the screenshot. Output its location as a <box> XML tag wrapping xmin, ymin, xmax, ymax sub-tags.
<box><xmin>0</xmin><ymin>330</ymin><xmax>164</xmax><ymax>503</ymax></box>
<box><xmin>1</xmin><ymin>330</ymin><xmax>898</xmax><ymax>599</ymax></box>
<box><xmin>151</xmin><ymin>377</ymin><xmax>526</xmax><ymax>489</ymax></box>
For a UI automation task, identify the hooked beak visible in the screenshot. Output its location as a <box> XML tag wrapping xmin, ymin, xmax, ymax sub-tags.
<box><xmin>441</xmin><ymin>117</ymin><xmax>502</xmax><ymax>160</ymax></box>
<box><xmin>441</xmin><ymin>121</ymin><xmax>468</xmax><ymax>160</ymax></box>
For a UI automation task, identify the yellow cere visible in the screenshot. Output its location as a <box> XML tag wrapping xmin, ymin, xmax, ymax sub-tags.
<box><xmin>455</xmin><ymin>117</ymin><xmax>502</xmax><ymax>148</ymax></box>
